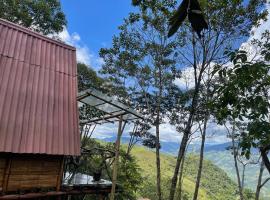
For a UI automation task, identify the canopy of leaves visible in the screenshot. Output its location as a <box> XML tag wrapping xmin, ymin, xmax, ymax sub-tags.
<box><xmin>0</xmin><ymin>0</ymin><xmax>66</xmax><ymax>35</ymax></box>
<box><xmin>99</xmin><ymin>0</ymin><xmax>182</xmax><ymax>126</ymax></box>
<box><xmin>212</xmin><ymin>32</ymin><xmax>270</xmax><ymax>158</ymax></box>
<box><xmin>77</xmin><ymin>63</ymin><xmax>104</xmax><ymax>92</ymax></box>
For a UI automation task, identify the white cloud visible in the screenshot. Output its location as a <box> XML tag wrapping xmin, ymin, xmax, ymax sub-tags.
<box><xmin>174</xmin><ymin>67</ymin><xmax>195</xmax><ymax>90</ymax></box>
<box><xmin>149</xmin><ymin>122</ymin><xmax>181</xmax><ymax>143</ymax></box>
<box><xmin>89</xmin><ymin>116</ymin><xmax>230</xmax><ymax>144</ymax></box>
<box><xmin>250</xmin><ymin>3</ymin><xmax>270</xmax><ymax>40</ymax></box>
<box><xmin>240</xmin><ymin>3</ymin><xmax>270</xmax><ymax>60</ymax></box>
<box><xmin>92</xmin><ymin>123</ymin><xmax>119</xmax><ymax>139</ymax></box>
<box><xmin>91</xmin><ymin>122</ymin><xmax>136</xmax><ymax>139</ymax></box>
<box><xmin>54</xmin><ymin>28</ymin><xmax>103</xmax><ymax>69</ymax></box>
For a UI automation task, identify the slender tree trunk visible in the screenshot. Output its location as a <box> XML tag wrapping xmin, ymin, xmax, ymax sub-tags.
<box><xmin>155</xmin><ymin>63</ymin><xmax>163</xmax><ymax>200</ymax></box>
<box><xmin>169</xmin><ymin>31</ymin><xmax>210</xmax><ymax>200</ymax></box>
<box><xmin>231</xmin><ymin>124</ymin><xmax>244</xmax><ymax>200</ymax></box>
<box><xmin>176</xmin><ymin>151</ymin><xmax>186</xmax><ymax>200</ymax></box>
<box><xmin>156</xmin><ymin>122</ymin><xmax>162</xmax><ymax>200</ymax></box>
<box><xmin>260</xmin><ymin>148</ymin><xmax>270</xmax><ymax>174</ymax></box>
<box><xmin>193</xmin><ymin>117</ymin><xmax>207</xmax><ymax>200</ymax></box>
<box><xmin>169</xmin><ymin>71</ymin><xmax>203</xmax><ymax>200</ymax></box>
<box><xmin>241</xmin><ymin>164</ymin><xmax>246</xmax><ymax>189</ymax></box>
<box><xmin>255</xmin><ymin>161</ymin><xmax>264</xmax><ymax>200</ymax></box>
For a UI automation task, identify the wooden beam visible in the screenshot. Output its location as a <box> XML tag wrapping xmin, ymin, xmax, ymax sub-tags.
<box><xmin>110</xmin><ymin>116</ymin><xmax>126</xmax><ymax>200</ymax></box>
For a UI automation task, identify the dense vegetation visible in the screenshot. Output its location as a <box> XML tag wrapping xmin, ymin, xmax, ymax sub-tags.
<box><xmin>0</xmin><ymin>0</ymin><xmax>66</xmax><ymax>34</ymax></box>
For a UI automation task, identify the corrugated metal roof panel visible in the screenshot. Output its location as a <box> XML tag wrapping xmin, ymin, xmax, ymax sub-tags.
<box><xmin>0</xmin><ymin>18</ymin><xmax>80</xmax><ymax>156</ymax></box>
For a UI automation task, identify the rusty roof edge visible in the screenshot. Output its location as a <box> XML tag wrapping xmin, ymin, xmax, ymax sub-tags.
<box><xmin>0</xmin><ymin>18</ymin><xmax>76</xmax><ymax>51</ymax></box>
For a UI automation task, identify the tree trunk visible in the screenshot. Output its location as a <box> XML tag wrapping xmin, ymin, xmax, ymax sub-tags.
<box><xmin>169</xmin><ymin>132</ymin><xmax>189</xmax><ymax>200</ymax></box>
<box><xmin>176</xmin><ymin>151</ymin><xmax>186</xmax><ymax>200</ymax></box>
<box><xmin>260</xmin><ymin>148</ymin><xmax>270</xmax><ymax>174</ymax></box>
<box><xmin>155</xmin><ymin>63</ymin><xmax>163</xmax><ymax>200</ymax></box>
<box><xmin>231</xmin><ymin>124</ymin><xmax>244</xmax><ymax>200</ymax></box>
<box><xmin>169</xmin><ymin>70</ymin><xmax>203</xmax><ymax>200</ymax></box>
<box><xmin>193</xmin><ymin>117</ymin><xmax>207</xmax><ymax>200</ymax></box>
<box><xmin>169</xmin><ymin>92</ymin><xmax>201</xmax><ymax>199</ymax></box>
<box><xmin>255</xmin><ymin>161</ymin><xmax>264</xmax><ymax>200</ymax></box>
<box><xmin>241</xmin><ymin>164</ymin><xmax>246</xmax><ymax>189</ymax></box>
<box><xmin>156</xmin><ymin>122</ymin><xmax>162</xmax><ymax>200</ymax></box>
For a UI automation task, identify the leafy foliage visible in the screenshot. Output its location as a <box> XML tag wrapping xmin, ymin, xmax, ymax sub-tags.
<box><xmin>0</xmin><ymin>0</ymin><xmax>66</xmax><ymax>34</ymax></box>
<box><xmin>211</xmin><ymin>32</ymin><xmax>270</xmax><ymax>161</ymax></box>
<box><xmin>77</xmin><ymin>63</ymin><xmax>104</xmax><ymax>92</ymax></box>
<box><xmin>99</xmin><ymin>0</ymin><xmax>181</xmax><ymax>123</ymax></box>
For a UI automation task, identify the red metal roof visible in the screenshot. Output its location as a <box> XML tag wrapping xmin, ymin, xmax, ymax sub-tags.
<box><xmin>0</xmin><ymin>18</ymin><xmax>80</xmax><ymax>156</ymax></box>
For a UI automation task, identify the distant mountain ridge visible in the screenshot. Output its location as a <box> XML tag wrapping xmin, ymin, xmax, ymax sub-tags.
<box><xmin>101</xmin><ymin>136</ymin><xmax>232</xmax><ymax>154</ymax></box>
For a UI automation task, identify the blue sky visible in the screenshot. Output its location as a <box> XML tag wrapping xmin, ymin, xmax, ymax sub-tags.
<box><xmin>60</xmin><ymin>0</ymin><xmax>136</xmax><ymax>67</ymax></box>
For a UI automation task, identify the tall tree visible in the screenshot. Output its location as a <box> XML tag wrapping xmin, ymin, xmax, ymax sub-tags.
<box><xmin>100</xmin><ymin>1</ymin><xmax>181</xmax><ymax>199</ymax></box>
<box><xmin>212</xmin><ymin>31</ymin><xmax>270</xmax><ymax>174</ymax></box>
<box><xmin>0</xmin><ymin>0</ymin><xmax>66</xmax><ymax>35</ymax></box>
<box><xmin>168</xmin><ymin>0</ymin><xmax>267</xmax><ymax>199</ymax></box>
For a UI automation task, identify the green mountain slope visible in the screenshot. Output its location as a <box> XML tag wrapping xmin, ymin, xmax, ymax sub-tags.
<box><xmin>131</xmin><ymin>146</ymin><xmax>253</xmax><ymax>200</ymax></box>
<box><xmin>205</xmin><ymin>151</ymin><xmax>270</xmax><ymax>199</ymax></box>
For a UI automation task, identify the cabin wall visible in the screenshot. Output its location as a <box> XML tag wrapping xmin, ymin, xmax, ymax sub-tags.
<box><xmin>0</xmin><ymin>154</ymin><xmax>64</xmax><ymax>194</ymax></box>
<box><xmin>0</xmin><ymin>158</ymin><xmax>5</xmax><ymax>192</ymax></box>
<box><xmin>0</xmin><ymin>19</ymin><xmax>80</xmax><ymax>156</ymax></box>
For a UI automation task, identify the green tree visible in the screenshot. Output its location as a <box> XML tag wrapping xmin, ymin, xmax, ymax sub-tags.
<box><xmin>100</xmin><ymin>1</ymin><xmax>182</xmax><ymax>200</ymax></box>
<box><xmin>168</xmin><ymin>0</ymin><xmax>267</xmax><ymax>199</ymax></box>
<box><xmin>77</xmin><ymin>63</ymin><xmax>104</xmax><ymax>92</ymax></box>
<box><xmin>0</xmin><ymin>0</ymin><xmax>66</xmax><ymax>35</ymax></box>
<box><xmin>212</xmin><ymin>31</ymin><xmax>270</xmax><ymax>198</ymax></box>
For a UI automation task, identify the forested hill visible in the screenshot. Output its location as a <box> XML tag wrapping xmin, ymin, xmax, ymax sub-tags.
<box><xmin>102</xmin><ymin>136</ymin><xmax>269</xmax><ymax>199</ymax></box>
<box><xmin>131</xmin><ymin>145</ymin><xmax>253</xmax><ymax>200</ymax></box>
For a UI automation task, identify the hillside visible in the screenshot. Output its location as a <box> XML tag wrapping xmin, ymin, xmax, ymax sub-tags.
<box><xmin>103</xmin><ymin>136</ymin><xmax>270</xmax><ymax>199</ymax></box>
<box><xmin>204</xmin><ymin>151</ymin><xmax>270</xmax><ymax>199</ymax></box>
<box><xmin>130</xmin><ymin>145</ymin><xmax>253</xmax><ymax>200</ymax></box>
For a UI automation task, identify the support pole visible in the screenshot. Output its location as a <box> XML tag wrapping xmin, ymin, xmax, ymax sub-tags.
<box><xmin>110</xmin><ymin>115</ymin><xmax>125</xmax><ymax>200</ymax></box>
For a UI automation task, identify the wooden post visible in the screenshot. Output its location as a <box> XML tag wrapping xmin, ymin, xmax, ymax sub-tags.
<box><xmin>110</xmin><ymin>116</ymin><xmax>125</xmax><ymax>200</ymax></box>
<box><xmin>57</xmin><ymin>157</ymin><xmax>65</xmax><ymax>191</ymax></box>
<box><xmin>2</xmin><ymin>158</ymin><xmax>12</xmax><ymax>193</ymax></box>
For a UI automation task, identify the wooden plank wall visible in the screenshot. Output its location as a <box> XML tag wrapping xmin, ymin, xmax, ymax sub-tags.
<box><xmin>0</xmin><ymin>158</ymin><xmax>6</xmax><ymax>192</ymax></box>
<box><xmin>0</xmin><ymin>155</ymin><xmax>64</xmax><ymax>193</ymax></box>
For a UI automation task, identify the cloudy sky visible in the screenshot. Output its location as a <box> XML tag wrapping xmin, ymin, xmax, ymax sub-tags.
<box><xmin>59</xmin><ymin>1</ymin><xmax>270</xmax><ymax>144</ymax></box>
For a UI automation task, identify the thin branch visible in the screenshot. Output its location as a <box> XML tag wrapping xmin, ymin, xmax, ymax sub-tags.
<box><xmin>260</xmin><ymin>177</ymin><xmax>270</xmax><ymax>189</ymax></box>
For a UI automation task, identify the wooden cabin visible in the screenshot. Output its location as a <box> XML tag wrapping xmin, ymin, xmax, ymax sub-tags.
<box><xmin>0</xmin><ymin>18</ymin><xmax>80</xmax><ymax>195</ymax></box>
